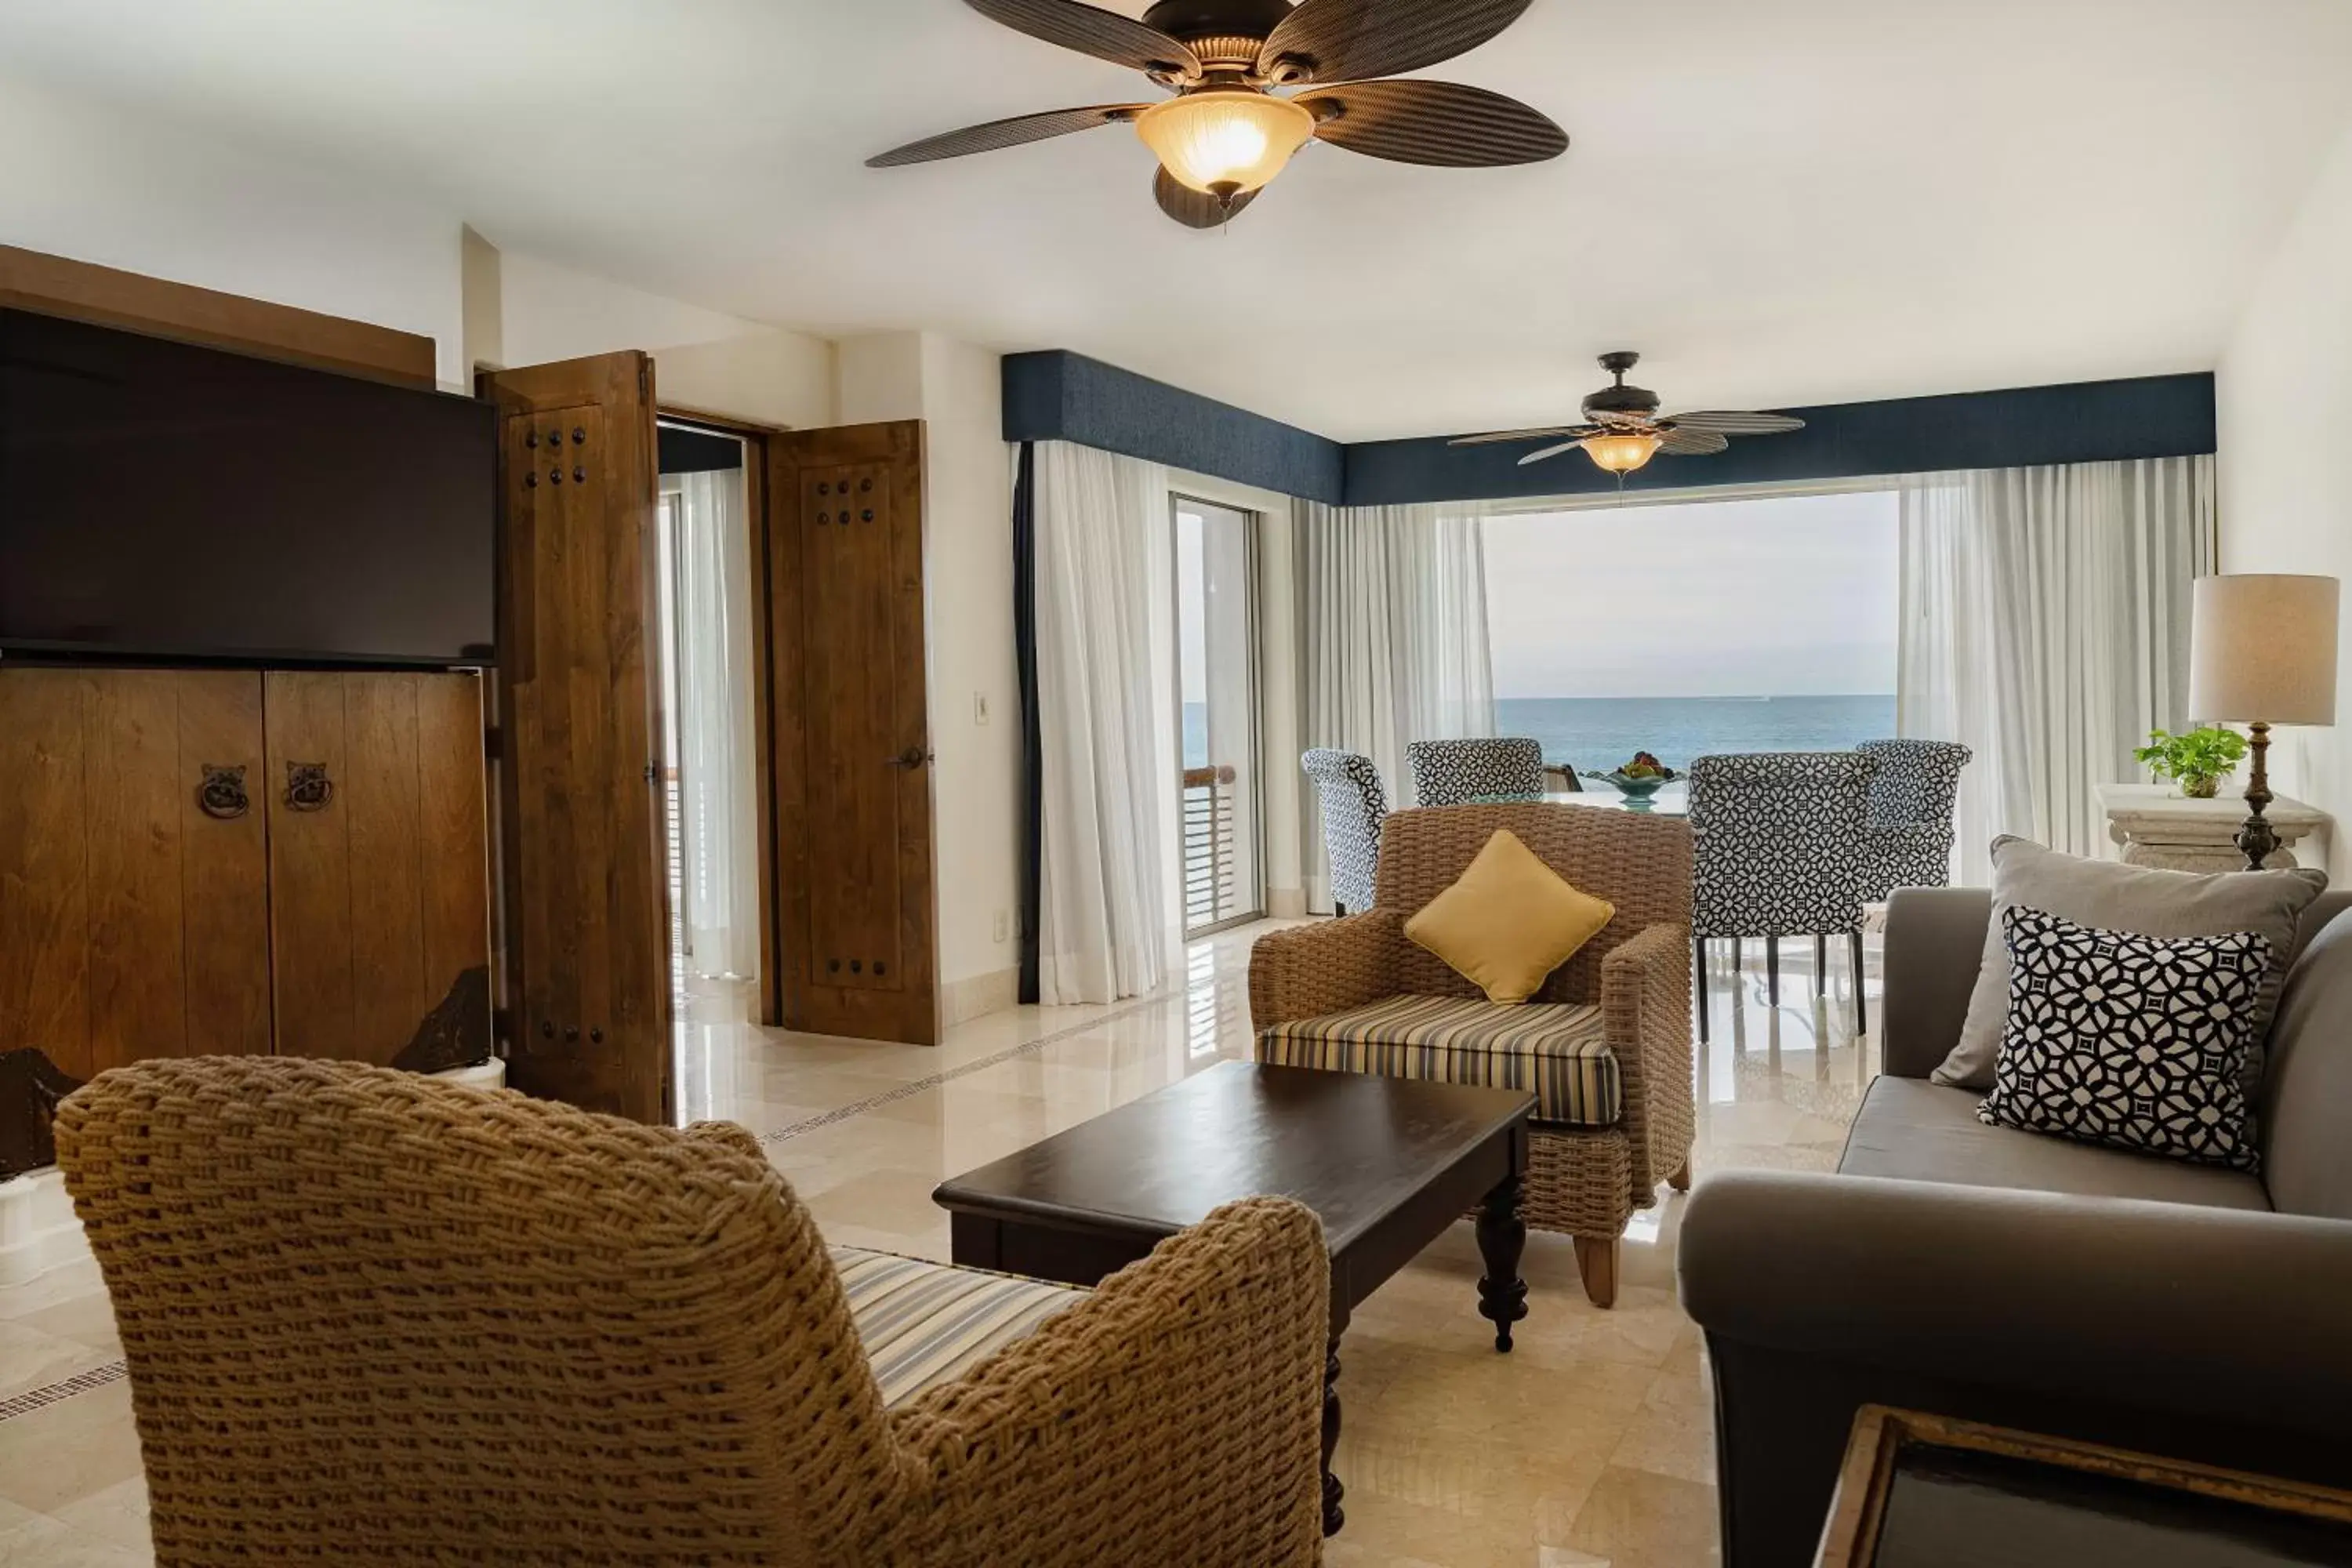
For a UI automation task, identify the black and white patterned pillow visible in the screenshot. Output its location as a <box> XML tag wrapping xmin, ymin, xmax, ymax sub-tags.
<box><xmin>1978</xmin><ymin>906</ymin><xmax>2270</xmax><ymax>1171</ymax></box>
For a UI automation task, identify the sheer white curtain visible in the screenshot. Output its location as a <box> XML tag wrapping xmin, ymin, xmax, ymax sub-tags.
<box><xmin>1034</xmin><ymin>441</ymin><xmax>1176</xmax><ymax>1004</ymax></box>
<box><xmin>1898</xmin><ymin>456</ymin><xmax>2216</xmax><ymax>882</ymax></box>
<box><xmin>670</xmin><ymin>469</ymin><xmax>762</xmax><ymax>981</ymax></box>
<box><xmin>1294</xmin><ymin>499</ymin><xmax>1496</xmax><ymax>908</ymax></box>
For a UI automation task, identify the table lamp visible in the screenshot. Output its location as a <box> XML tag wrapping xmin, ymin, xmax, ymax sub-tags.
<box><xmin>2187</xmin><ymin>573</ymin><xmax>2341</xmax><ymax>870</ymax></box>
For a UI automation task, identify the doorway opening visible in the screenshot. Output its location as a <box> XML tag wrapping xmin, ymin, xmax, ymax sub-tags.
<box><xmin>1174</xmin><ymin>495</ymin><xmax>1265</xmax><ymax>937</ymax></box>
<box><xmin>654</xmin><ymin>419</ymin><xmax>764</xmax><ymax>1094</ymax></box>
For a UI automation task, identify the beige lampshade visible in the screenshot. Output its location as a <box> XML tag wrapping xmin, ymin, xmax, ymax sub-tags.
<box><xmin>2187</xmin><ymin>574</ymin><xmax>2340</xmax><ymax>725</ymax></box>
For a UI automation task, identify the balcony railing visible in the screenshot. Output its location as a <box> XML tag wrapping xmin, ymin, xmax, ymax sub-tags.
<box><xmin>1182</xmin><ymin>764</ymin><xmax>1248</xmax><ymax>934</ymax></box>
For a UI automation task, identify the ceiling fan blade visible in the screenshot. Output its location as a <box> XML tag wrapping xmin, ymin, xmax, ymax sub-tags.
<box><xmin>1656</xmin><ymin>426</ymin><xmax>1730</xmax><ymax>456</ymax></box>
<box><xmin>1298</xmin><ymin>80</ymin><xmax>1567</xmax><ymax>168</ymax></box>
<box><xmin>1154</xmin><ymin>168</ymin><xmax>1258</xmax><ymax>228</ymax></box>
<box><xmin>1448</xmin><ymin>425</ymin><xmax>1592</xmax><ymax>447</ymax></box>
<box><xmin>1260</xmin><ymin>0</ymin><xmax>1533</xmax><ymax>86</ymax></box>
<box><xmin>964</xmin><ymin>0</ymin><xmax>1201</xmax><ymax>78</ymax></box>
<box><xmin>867</xmin><ymin>103</ymin><xmax>1149</xmax><ymax>167</ymax></box>
<box><xmin>1661</xmin><ymin>411</ymin><xmax>1808</xmax><ymax>435</ymax></box>
<box><xmin>1518</xmin><ymin>441</ymin><xmax>1584</xmax><ymax>466</ymax></box>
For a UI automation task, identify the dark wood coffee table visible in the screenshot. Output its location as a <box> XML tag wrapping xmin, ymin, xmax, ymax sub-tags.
<box><xmin>933</xmin><ymin>1060</ymin><xmax>1534</xmax><ymax>1537</ymax></box>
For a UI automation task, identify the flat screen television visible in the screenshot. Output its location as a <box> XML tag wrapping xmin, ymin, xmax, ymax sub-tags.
<box><xmin>0</xmin><ymin>308</ymin><xmax>497</xmax><ymax>666</ymax></box>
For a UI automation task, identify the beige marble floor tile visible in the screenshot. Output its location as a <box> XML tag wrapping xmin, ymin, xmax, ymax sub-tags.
<box><xmin>0</xmin><ymin>1496</ymin><xmax>149</xmax><ymax>1568</ymax></box>
<box><xmin>1563</xmin><ymin>1465</ymin><xmax>1725</xmax><ymax>1566</ymax></box>
<box><xmin>0</xmin><ymin>1323</ymin><xmax>117</xmax><ymax>1402</ymax></box>
<box><xmin>0</xmin><ymin>1381</ymin><xmax>143</xmax><ymax>1517</ymax></box>
<box><xmin>45</xmin><ymin>1478</ymin><xmax>151</xmax><ymax>1553</ymax></box>
<box><xmin>0</xmin><ymin>922</ymin><xmax>1871</xmax><ymax>1564</ymax></box>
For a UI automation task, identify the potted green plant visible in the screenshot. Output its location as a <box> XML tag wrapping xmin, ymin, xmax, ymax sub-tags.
<box><xmin>2134</xmin><ymin>726</ymin><xmax>2249</xmax><ymax>799</ymax></box>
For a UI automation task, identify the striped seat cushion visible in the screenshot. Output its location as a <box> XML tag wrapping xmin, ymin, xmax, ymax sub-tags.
<box><xmin>1257</xmin><ymin>993</ymin><xmax>1621</xmax><ymax>1127</ymax></box>
<box><xmin>832</xmin><ymin>1247</ymin><xmax>1087</xmax><ymax>1409</ymax></box>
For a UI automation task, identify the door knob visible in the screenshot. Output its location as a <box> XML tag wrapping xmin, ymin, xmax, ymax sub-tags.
<box><xmin>892</xmin><ymin>746</ymin><xmax>934</xmax><ymax>769</ymax></box>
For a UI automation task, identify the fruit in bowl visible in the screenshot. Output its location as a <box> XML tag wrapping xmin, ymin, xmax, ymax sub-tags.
<box><xmin>1579</xmin><ymin>753</ymin><xmax>1682</xmax><ymax>806</ymax></box>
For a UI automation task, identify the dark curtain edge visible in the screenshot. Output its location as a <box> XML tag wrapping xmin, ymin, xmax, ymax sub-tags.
<box><xmin>1013</xmin><ymin>441</ymin><xmax>1043</xmax><ymax>1005</ymax></box>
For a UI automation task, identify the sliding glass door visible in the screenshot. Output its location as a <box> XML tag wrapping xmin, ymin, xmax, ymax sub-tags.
<box><xmin>1174</xmin><ymin>496</ymin><xmax>1264</xmax><ymax>936</ymax></box>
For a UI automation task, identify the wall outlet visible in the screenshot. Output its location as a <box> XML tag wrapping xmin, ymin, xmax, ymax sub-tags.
<box><xmin>993</xmin><ymin>909</ymin><xmax>1011</xmax><ymax>944</ymax></box>
<box><xmin>974</xmin><ymin>691</ymin><xmax>992</xmax><ymax>726</ymax></box>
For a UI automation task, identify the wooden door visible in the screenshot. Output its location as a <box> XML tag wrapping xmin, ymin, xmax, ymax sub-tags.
<box><xmin>0</xmin><ymin>668</ymin><xmax>270</xmax><ymax>1079</ymax></box>
<box><xmin>768</xmin><ymin>421</ymin><xmax>941</xmax><ymax>1045</ymax></box>
<box><xmin>487</xmin><ymin>354</ymin><xmax>673</xmax><ymax>1121</ymax></box>
<box><xmin>263</xmin><ymin>671</ymin><xmax>491</xmax><ymax>1068</ymax></box>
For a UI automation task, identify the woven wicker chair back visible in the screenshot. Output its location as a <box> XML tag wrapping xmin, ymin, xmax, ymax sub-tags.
<box><xmin>56</xmin><ymin>1055</ymin><xmax>887</xmax><ymax>1563</ymax></box>
<box><xmin>1374</xmin><ymin>804</ymin><xmax>1693</xmax><ymax>1004</ymax></box>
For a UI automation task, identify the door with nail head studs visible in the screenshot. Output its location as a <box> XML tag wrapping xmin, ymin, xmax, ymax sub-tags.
<box><xmin>767</xmin><ymin>420</ymin><xmax>940</xmax><ymax>1045</ymax></box>
<box><xmin>486</xmin><ymin>352</ymin><xmax>675</xmax><ymax>1120</ymax></box>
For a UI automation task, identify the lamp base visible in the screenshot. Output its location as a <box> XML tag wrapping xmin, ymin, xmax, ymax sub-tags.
<box><xmin>2239</xmin><ymin>720</ymin><xmax>2280</xmax><ymax>873</ymax></box>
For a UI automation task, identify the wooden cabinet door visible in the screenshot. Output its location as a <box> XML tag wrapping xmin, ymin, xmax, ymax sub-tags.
<box><xmin>0</xmin><ymin>668</ymin><xmax>270</xmax><ymax>1078</ymax></box>
<box><xmin>264</xmin><ymin>671</ymin><xmax>491</xmax><ymax>1067</ymax></box>
<box><xmin>486</xmin><ymin>354</ymin><xmax>673</xmax><ymax>1122</ymax></box>
<box><xmin>768</xmin><ymin>421</ymin><xmax>942</xmax><ymax>1046</ymax></box>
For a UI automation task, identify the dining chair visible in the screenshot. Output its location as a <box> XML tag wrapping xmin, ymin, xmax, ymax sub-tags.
<box><xmin>1687</xmin><ymin>751</ymin><xmax>1879</xmax><ymax>1041</ymax></box>
<box><xmin>1856</xmin><ymin>739</ymin><xmax>1973</xmax><ymax>895</ymax></box>
<box><xmin>1407</xmin><ymin>737</ymin><xmax>1547</xmax><ymax>805</ymax></box>
<box><xmin>1301</xmin><ymin>748</ymin><xmax>1388</xmax><ymax>915</ymax></box>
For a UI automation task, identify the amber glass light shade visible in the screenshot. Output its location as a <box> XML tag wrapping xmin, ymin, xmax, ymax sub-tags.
<box><xmin>1136</xmin><ymin>92</ymin><xmax>1316</xmax><ymax>198</ymax></box>
<box><xmin>1581</xmin><ymin>433</ymin><xmax>1663</xmax><ymax>474</ymax></box>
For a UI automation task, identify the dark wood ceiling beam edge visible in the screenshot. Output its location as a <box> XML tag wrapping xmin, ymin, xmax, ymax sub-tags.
<box><xmin>0</xmin><ymin>243</ymin><xmax>438</xmax><ymax>390</ymax></box>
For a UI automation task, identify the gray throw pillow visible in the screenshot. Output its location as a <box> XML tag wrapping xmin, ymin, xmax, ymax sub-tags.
<box><xmin>1935</xmin><ymin>835</ymin><xmax>2328</xmax><ymax>1091</ymax></box>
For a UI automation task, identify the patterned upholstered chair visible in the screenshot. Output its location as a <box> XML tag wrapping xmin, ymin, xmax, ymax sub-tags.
<box><xmin>1250</xmin><ymin>805</ymin><xmax>1695</xmax><ymax>1308</ymax></box>
<box><xmin>1302</xmin><ymin>747</ymin><xmax>1388</xmax><ymax>914</ymax></box>
<box><xmin>1688</xmin><ymin>751</ymin><xmax>1879</xmax><ymax>1041</ymax></box>
<box><xmin>1408</xmin><ymin>737</ymin><xmax>1548</xmax><ymax>806</ymax></box>
<box><xmin>1856</xmin><ymin>739</ymin><xmax>1973</xmax><ymax>898</ymax></box>
<box><xmin>56</xmin><ymin>1057</ymin><xmax>1328</xmax><ymax>1566</ymax></box>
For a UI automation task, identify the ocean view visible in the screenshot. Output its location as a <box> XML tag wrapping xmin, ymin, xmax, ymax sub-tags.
<box><xmin>1183</xmin><ymin>694</ymin><xmax>1896</xmax><ymax>774</ymax></box>
<box><xmin>1497</xmin><ymin>695</ymin><xmax>1896</xmax><ymax>773</ymax></box>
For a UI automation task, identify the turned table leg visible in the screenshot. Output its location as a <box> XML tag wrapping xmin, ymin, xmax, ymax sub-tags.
<box><xmin>1322</xmin><ymin>1333</ymin><xmax>1345</xmax><ymax>1536</ymax></box>
<box><xmin>1476</xmin><ymin>1171</ymin><xmax>1530</xmax><ymax>1352</ymax></box>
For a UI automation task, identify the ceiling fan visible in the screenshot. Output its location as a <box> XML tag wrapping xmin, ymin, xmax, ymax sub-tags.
<box><xmin>867</xmin><ymin>0</ymin><xmax>1567</xmax><ymax>228</ymax></box>
<box><xmin>1450</xmin><ymin>352</ymin><xmax>1808</xmax><ymax>476</ymax></box>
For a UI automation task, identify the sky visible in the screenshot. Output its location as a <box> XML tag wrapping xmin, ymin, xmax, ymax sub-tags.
<box><xmin>1482</xmin><ymin>490</ymin><xmax>1900</xmax><ymax>699</ymax></box>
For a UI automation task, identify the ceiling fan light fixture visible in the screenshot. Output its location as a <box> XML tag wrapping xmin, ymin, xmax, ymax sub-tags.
<box><xmin>1135</xmin><ymin>91</ymin><xmax>1316</xmax><ymax>198</ymax></box>
<box><xmin>1582</xmin><ymin>432</ymin><xmax>1662</xmax><ymax>474</ymax></box>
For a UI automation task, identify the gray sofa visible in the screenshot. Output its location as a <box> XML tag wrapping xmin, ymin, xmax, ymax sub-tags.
<box><xmin>1680</xmin><ymin>885</ymin><xmax>2352</xmax><ymax>1568</ymax></box>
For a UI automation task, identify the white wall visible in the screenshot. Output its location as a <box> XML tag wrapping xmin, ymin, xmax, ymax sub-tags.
<box><xmin>493</xmin><ymin>247</ymin><xmax>836</xmax><ymax>428</ymax></box>
<box><xmin>839</xmin><ymin>332</ymin><xmax>1022</xmax><ymax>1018</ymax></box>
<box><xmin>2217</xmin><ymin>121</ymin><xmax>2352</xmax><ymax>879</ymax></box>
<box><xmin>0</xmin><ymin>74</ymin><xmax>466</xmax><ymax>387</ymax></box>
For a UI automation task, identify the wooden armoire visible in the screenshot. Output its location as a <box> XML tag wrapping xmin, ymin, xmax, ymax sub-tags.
<box><xmin>0</xmin><ymin>667</ymin><xmax>492</xmax><ymax>1082</ymax></box>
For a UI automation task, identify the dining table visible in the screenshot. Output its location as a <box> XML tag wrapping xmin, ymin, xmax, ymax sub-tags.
<box><xmin>1471</xmin><ymin>783</ymin><xmax>1689</xmax><ymax>816</ymax></box>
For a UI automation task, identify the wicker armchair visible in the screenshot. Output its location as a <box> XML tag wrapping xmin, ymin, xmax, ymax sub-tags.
<box><xmin>55</xmin><ymin>1057</ymin><xmax>1330</xmax><ymax>1566</ymax></box>
<box><xmin>1250</xmin><ymin>804</ymin><xmax>1694</xmax><ymax>1308</ymax></box>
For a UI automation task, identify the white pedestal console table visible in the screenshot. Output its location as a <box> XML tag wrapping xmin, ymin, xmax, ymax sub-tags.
<box><xmin>2098</xmin><ymin>782</ymin><xmax>2329</xmax><ymax>872</ymax></box>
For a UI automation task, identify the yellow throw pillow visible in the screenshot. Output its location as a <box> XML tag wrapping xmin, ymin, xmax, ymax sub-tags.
<box><xmin>1404</xmin><ymin>829</ymin><xmax>1617</xmax><ymax>1005</ymax></box>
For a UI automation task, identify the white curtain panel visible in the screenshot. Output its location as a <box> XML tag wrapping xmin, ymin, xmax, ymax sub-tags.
<box><xmin>1034</xmin><ymin>441</ymin><xmax>1176</xmax><ymax>1004</ymax></box>
<box><xmin>670</xmin><ymin>469</ymin><xmax>764</xmax><ymax>981</ymax></box>
<box><xmin>1294</xmin><ymin>499</ymin><xmax>1497</xmax><ymax>909</ymax></box>
<box><xmin>1898</xmin><ymin>455</ymin><xmax>2217</xmax><ymax>883</ymax></box>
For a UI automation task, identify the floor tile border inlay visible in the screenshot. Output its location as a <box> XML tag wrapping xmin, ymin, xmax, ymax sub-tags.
<box><xmin>0</xmin><ymin>1358</ymin><xmax>127</xmax><ymax>1425</ymax></box>
<box><xmin>758</xmin><ymin>992</ymin><xmax>1179</xmax><ymax>1145</ymax></box>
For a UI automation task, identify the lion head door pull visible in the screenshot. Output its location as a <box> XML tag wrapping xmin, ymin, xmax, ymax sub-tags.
<box><xmin>197</xmin><ymin>764</ymin><xmax>250</xmax><ymax>821</ymax></box>
<box><xmin>285</xmin><ymin>762</ymin><xmax>335</xmax><ymax>813</ymax></box>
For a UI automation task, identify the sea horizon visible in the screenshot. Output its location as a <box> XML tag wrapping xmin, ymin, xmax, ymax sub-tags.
<box><xmin>1496</xmin><ymin>693</ymin><xmax>1897</xmax><ymax>774</ymax></box>
<box><xmin>1184</xmin><ymin>692</ymin><xmax>1898</xmax><ymax>775</ymax></box>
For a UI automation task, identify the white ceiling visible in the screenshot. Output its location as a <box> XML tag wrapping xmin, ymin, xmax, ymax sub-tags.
<box><xmin>6</xmin><ymin>0</ymin><xmax>2351</xmax><ymax>441</ymax></box>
